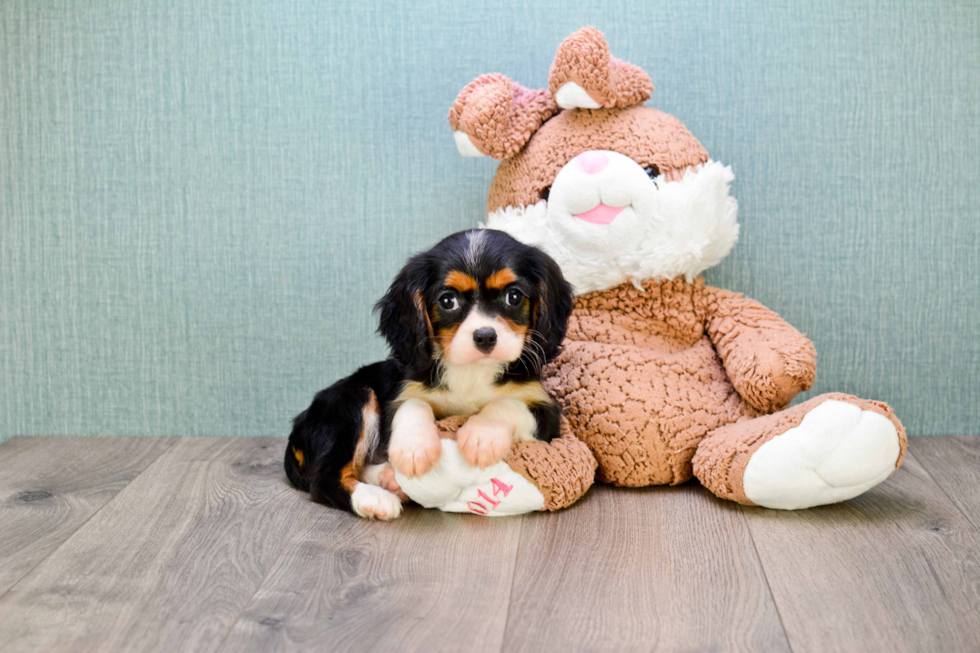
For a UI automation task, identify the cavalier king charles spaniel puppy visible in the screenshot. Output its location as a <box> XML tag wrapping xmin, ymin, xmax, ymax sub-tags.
<box><xmin>284</xmin><ymin>229</ymin><xmax>573</xmax><ymax>520</ymax></box>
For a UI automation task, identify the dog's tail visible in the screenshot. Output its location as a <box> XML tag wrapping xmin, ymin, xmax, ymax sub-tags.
<box><xmin>284</xmin><ymin>445</ymin><xmax>308</xmax><ymax>491</ymax></box>
<box><xmin>284</xmin><ymin>411</ymin><xmax>311</xmax><ymax>492</ymax></box>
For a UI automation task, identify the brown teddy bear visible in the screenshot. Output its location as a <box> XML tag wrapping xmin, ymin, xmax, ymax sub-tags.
<box><xmin>396</xmin><ymin>26</ymin><xmax>906</xmax><ymax>514</ymax></box>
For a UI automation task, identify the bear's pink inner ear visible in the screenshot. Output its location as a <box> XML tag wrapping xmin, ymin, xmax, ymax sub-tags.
<box><xmin>448</xmin><ymin>73</ymin><xmax>558</xmax><ymax>160</ymax></box>
<box><xmin>548</xmin><ymin>26</ymin><xmax>653</xmax><ymax>110</ymax></box>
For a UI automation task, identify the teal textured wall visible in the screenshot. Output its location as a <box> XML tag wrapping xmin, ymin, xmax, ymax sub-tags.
<box><xmin>1</xmin><ymin>0</ymin><xmax>978</xmax><ymax>442</ymax></box>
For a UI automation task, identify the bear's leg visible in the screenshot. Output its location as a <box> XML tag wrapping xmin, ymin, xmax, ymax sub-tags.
<box><xmin>505</xmin><ymin>425</ymin><xmax>598</xmax><ymax>512</ymax></box>
<box><xmin>692</xmin><ymin>393</ymin><xmax>907</xmax><ymax>510</ymax></box>
<box><xmin>394</xmin><ymin>417</ymin><xmax>598</xmax><ymax>515</ymax></box>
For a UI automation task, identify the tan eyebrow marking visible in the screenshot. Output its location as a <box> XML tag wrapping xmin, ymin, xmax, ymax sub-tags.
<box><xmin>486</xmin><ymin>267</ymin><xmax>517</xmax><ymax>290</ymax></box>
<box><xmin>444</xmin><ymin>270</ymin><xmax>478</xmax><ymax>292</ymax></box>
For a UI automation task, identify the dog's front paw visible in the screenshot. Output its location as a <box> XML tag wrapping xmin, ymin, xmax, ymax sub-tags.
<box><xmin>457</xmin><ymin>415</ymin><xmax>514</xmax><ymax>468</ymax></box>
<box><xmin>360</xmin><ymin>463</ymin><xmax>409</xmax><ymax>501</ymax></box>
<box><xmin>388</xmin><ymin>420</ymin><xmax>442</xmax><ymax>478</ymax></box>
<box><xmin>351</xmin><ymin>483</ymin><xmax>403</xmax><ymax>521</ymax></box>
<box><xmin>378</xmin><ymin>464</ymin><xmax>409</xmax><ymax>501</ymax></box>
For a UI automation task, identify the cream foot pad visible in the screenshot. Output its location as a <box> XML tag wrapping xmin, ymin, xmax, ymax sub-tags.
<box><xmin>743</xmin><ymin>400</ymin><xmax>902</xmax><ymax>510</ymax></box>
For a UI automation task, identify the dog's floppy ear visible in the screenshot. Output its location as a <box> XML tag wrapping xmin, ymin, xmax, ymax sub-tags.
<box><xmin>530</xmin><ymin>250</ymin><xmax>574</xmax><ymax>364</ymax></box>
<box><xmin>375</xmin><ymin>255</ymin><xmax>434</xmax><ymax>371</ymax></box>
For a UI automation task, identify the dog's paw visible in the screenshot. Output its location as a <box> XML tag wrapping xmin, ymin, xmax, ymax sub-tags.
<box><xmin>457</xmin><ymin>415</ymin><xmax>514</xmax><ymax>468</ymax></box>
<box><xmin>360</xmin><ymin>463</ymin><xmax>409</xmax><ymax>501</ymax></box>
<box><xmin>377</xmin><ymin>464</ymin><xmax>409</xmax><ymax>501</ymax></box>
<box><xmin>388</xmin><ymin>420</ymin><xmax>442</xmax><ymax>478</ymax></box>
<box><xmin>351</xmin><ymin>483</ymin><xmax>403</xmax><ymax>521</ymax></box>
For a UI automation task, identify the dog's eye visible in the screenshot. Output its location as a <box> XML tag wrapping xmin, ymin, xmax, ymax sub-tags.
<box><xmin>438</xmin><ymin>293</ymin><xmax>459</xmax><ymax>311</ymax></box>
<box><xmin>540</xmin><ymin>186</ymin><xmax>551</xmax><ymax>202</ymax></box>
<box><xmin>644</xmin><ymin>165</ymin><xmax>660</xmax><ymax>179</ymax></box>
<box><xmin>505</xmin><ymin>289</ymin><xmax>524</xmax><ymax>307</ymax></box>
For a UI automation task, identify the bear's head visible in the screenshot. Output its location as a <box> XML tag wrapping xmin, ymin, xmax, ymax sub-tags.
<box><xmin>449</xmin><ymin>27</ymin><xmax>739</xmax><ymax>295</ymax></box>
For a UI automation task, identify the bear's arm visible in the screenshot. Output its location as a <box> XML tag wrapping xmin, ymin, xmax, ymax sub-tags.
<box><xmin>698</xmin><ymin>285</ymin><xmax>817</xmax><ymax>414</ymax></box>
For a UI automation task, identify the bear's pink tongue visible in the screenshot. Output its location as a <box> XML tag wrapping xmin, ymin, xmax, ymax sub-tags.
<box><xmin>575</xmin><ymin>204</ymin><xmax>625</xmax><ymax>225</ymax></box>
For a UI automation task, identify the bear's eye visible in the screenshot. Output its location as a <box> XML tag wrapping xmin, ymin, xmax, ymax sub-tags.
<box><xmin>438</xmin><ymin>293</ymin><xmax>460</xmax><ymax>311</ymax></box>
<box><xmin>644</xmin><ymin>165</ymin><xmax>660</xmax><ymax>179</ymax></box>
<box><xmin>540</xmin><ymin>186</ymin><xmax>551</xmax><ymax>202</ymax></box>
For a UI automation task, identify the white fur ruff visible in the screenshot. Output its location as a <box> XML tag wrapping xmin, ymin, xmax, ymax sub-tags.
<box><xmin>486</xmin><ymin>159</ymin><xmax>739</xmax><ymax>295</ymax></box>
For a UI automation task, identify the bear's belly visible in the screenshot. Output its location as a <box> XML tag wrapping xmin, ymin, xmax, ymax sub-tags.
<box><xmin>544</xmin><ymin>335</ymin><xmax>749</xmax><ymax>487</ymax></box>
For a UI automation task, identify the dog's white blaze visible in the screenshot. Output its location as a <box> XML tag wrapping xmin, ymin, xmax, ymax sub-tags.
<box><xmin>464</xmin><ymin>230</ymin><xmax>488</xmax><ymax>269</ymax></box>
<box><xmin>446</xmin><ymin>310</ymin><xmax>524</xmax><ymax>366</ymax></box>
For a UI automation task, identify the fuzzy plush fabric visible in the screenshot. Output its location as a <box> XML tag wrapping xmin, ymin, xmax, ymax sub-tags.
<box><xmin>543</xmin><ymin>276</ymin><xmax>819</xmax><ymax>486</ymax></box>
<box><xmin>504</xmin><ymin>418</ymin><xmax>598</xmax><ymax>511</ymax></box>
<box><xmin>423</xmin><ymin>414</ymin><xmax>597</xmax><ymax>513</ymax></box>
<box><xmin>693</xmin><ymin>393</ymin><xmax>907</xmax><ymax>507</ymax></box>
<box><xmin>448</xmin><ymin>73</ymin><xmax>558</xmax><ymax>160</ymax></box>
<box><xmin>485</xmin><ymin>106</ymin><xmax>708</xmax><ymax>213</ymax></box>
<box><xmin>486</xmin><ymin>159</ymin><xmax>739</xmax><ymax>294</ymax></box>
<box><xmin>534</xmin><ymin>275</ymin><xmax>906</xmax><ymax>508</ymax></box>
<box><xmin>548</xmin><ymin>26</ymin><xmax>653</xmax><ymax>109</ymax></box>
<box><xmin>409</xmin><ymin>25</ymin><xmax>907</xmax><ymax>515</ymax></box>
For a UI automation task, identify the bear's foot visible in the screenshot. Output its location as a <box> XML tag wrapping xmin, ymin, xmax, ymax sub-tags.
<box><xmin>693</xmin><ymin>393</ymin><xmax>907</xmax><ymax>510</ymax></box>
<box><xmin>394</xmin><ymin>416</ymin><xmax>597</xmax><ymax>516</ymax></box>
<box><xmin>394</xmin><ymin>440</ymin><xmax>547</xmax><ymax>516</ymax></box>
<box><xmin>742</xmin><ymin>400</ymin><xmax>903</xmax><ymax>509</ymax></box>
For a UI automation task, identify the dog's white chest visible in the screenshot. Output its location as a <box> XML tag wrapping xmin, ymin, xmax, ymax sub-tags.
<box><xmin>429</xmin><ymin>363</ymin><xmax>505</xmax><ymax>417</ymax></box>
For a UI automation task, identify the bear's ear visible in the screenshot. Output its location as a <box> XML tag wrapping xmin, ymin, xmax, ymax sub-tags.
<box><xmin>448</xmin><ymin>73</ymin><xmax>558</xmax><ymax>160</ymax></box>
<box><xmin>548</xmin><ymin>26</ymin><xmax>653</xmax><ymax>110</ymax></box>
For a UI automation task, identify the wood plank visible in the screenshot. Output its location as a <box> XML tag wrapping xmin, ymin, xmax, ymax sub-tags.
<box><xmin>743</xmin><ymin>451</ymin><xmax>980</xmax><ymax>653</ymax></box>
<box><xmin>501</xmin><ymin>484</ymin><xmax>791</xmax><ymax>653</ymax></box>
<box><xmin>0</xmin><ymin>437</ymin><xmax>312</xmax><ymax>653</ymax></box>
<box><xmin>0</xmin><ymin>436</ymin><xmax>177</xmax><ymax>597</ymax></box>
<box><xmin>910</xmin><ymin>436</ymin><xmax>980</xmax><ymax>530</ymax></box>
<box><xmin>219</xmin><ymin>504</ymin><xmax>523</xmax><ymax>653</ymax></box>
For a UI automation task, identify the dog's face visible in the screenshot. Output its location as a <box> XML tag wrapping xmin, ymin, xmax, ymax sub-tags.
<box><xmin>376</xmin><ymin>230</ymin><xmax>573</xmax><ymax>378</ymax></box>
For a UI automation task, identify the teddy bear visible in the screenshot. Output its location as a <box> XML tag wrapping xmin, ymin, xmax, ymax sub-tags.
<box><xmin>395</xmin><ymin>26</ymin><xmax>906</xmax><ymax>514</ymax></box>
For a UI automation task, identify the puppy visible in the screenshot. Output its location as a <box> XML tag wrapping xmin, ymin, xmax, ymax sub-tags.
<box><xmin>284</xmin><ymin>229</ymin><xmax>573</xmax><ymax>520</ymax></box>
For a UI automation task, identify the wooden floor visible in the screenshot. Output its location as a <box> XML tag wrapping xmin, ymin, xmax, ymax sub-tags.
<box><xmin>0</xmin><ymin>437</ymin><xmax>977</xmax><ymax>652</ymax></box>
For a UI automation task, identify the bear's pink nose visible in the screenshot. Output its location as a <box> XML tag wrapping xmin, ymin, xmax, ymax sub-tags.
<box><xmin>575</xmin><ymin>151</ymin><xmax>609</xmax><ymax>175</ymax></box>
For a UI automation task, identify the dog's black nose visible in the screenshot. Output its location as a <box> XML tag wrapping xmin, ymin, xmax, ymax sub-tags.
<box><xmin>473</xmin><ymin>327</ymin><xmax>497</xmax><ymax>353</ymax></box>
